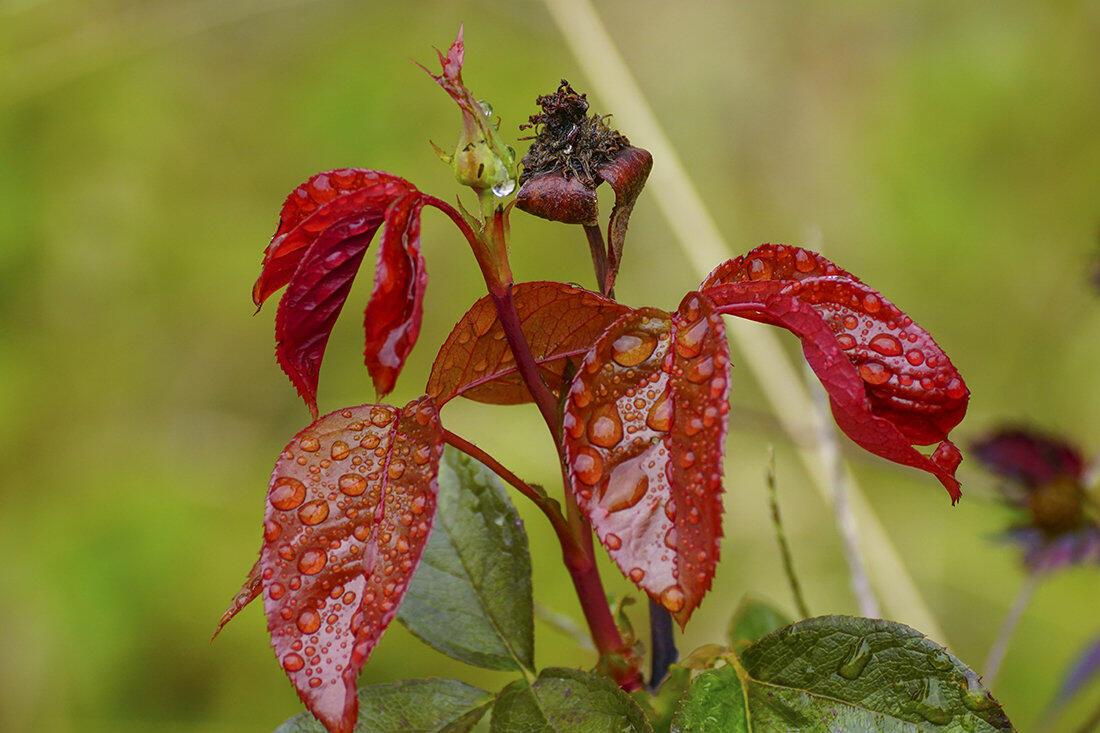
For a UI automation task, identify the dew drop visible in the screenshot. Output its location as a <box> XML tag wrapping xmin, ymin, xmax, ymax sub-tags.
<box><xmin>587</xmin><ymin>404</ymin><xmax>624</xmax><ymax>448</ymax></box>
<box><xmin>370</xmin><ymin>408</ymin><xmax>393</xmax><ymax>427</ymax></box>
<box><xmin>646</xmin><ymin>392</ymin><xmax>673</xmax><ymax>432</ymax></box>
<box><xmin>270</xmin><ymin>477</ymin><xmax>307</xmax><ymax>511</ymax></box>
<box><xmin>859</xmin><ymin>361</ymin><xmax>891</xmax><ymax>385</ymax></box>
<box><xmin>611</xmin><ymin>332</ymin><xmax>657</xmax><ymax>367</ymax></box>
<box><xmin>675</xmin><ymin>318</ymin><xmax>708</xmax><ymax>359</ymax></box>
<box><xmin>491</xmin><ymin>178</ymin><xmax>516</xmax><ymax>197</ymax></box>
<box><xmin>838</xmin><ymin>637</ymin><xmax>872</xmax><ymax>679</ymax></box>
<box><xmin>747</xmin><ymin>257</ymin><xmax>772</xmax><ymax>281</ymax></box>
<box><xmin>297</xmin><ymin>608</ymin><xmax>321</xmax><ymax>634</ymax></box>
<box><xmin>264</xmin><ymin>519</ymin><xmax>282</xmax><ymax>542</ymax></box>
<box><xmin>387</xmin><ymin>460</ymin><xmax>406</xmax><ymax>480</ymax></box>
<box><xmin>605</xmin><ymin>533</ymin><xmax>622</xmax><ymax>550</ymax></box>
<box><xmin>660</xmin><ymin>585</ymin><xmax>685</xmax><ymax>613</ymax></box>
<box><xmin>905</xmin><ymin>349</ymin><xmax>925</xmax><ymax>366</ymax></box>
<box><xmin>869</xmin><ymin>333</ymin><xmax>902</xmax><ymax>357</ymax></box>
<box><xmin>268</xmin><ymin>582</ymin><xmax>286</xmax><ymax>600</ymax></box>
<box><xmin>298</xmin><ymin>499</ymin><xmax>330</xmax><ymax>526</ymax></box>
<box><xmin>629</xmin><ymin>567</ymin><xmax>646</xmax><ymax>582</ymax></box>
<box><xmin>602</xmin><ymin>456</ymin><xmax>650</xmax><ymax>511</ymax></box>
<box><xmin>360</xmin><ymin>434</ymin><xmax>380</xmax><ymax>449</ymax></box>
<box><xmin>299</xmin><ymin>436</ymin><xmax>321</xmax><ymax>453</ymax></box>
<box><xmin>282</xmin><ymin>652</ymin><xmax>305</xmax><ymax>672</ymax></box>
<box><xmin>339</xmin><ymin>473</ymin><xmax>367</xmax><ymax>496</ymax></box>
<box><xmin>298</xmin><ymin>549</ymin><xmax>327</xmax><ymax>575</ymax></box>
<box><xmin>572</xmin><ymin>447</ymin><xmax>604</xmax><ymax>486</ymax></box>
<box><xmin>330</xmin><ymin>441</ymin><xmax>350</xmax><ymax>460</ymax></box>
<box><xmin>794</xmin><ymin>248</ymin><xmax>815</xmax><ymax>273</ymax></box>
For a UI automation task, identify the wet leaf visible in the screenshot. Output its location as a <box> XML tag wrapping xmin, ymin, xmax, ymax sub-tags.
<box><xmin>260</xmin><ymin>397</ymin><xmax>444</xmax><ymax>733</ymax></box>
<box><xmin>727</xmin><ymin>596</ymin><xmax>790</xmax><ymax>651</ymax></box>
<box><xmin>600</xmin><ymin>146</ymin><xmax>652</xmax><ymax>293</ymax></box>
<box><xmin>254</xmin><ymin>169</ymin><xmax>415</xmax><ymax>307</ymax></box>
<box><xmin>258</xmin><ymin>170</ymin><xmax>429</xmax><ymax>415</ymax></box>
<box><xmin>274</xmin><ymin>678</ymin><xmax>492</xmax><ymax>733</ymax></box>
<box><xmin>703</xmin><ymin>244</ymin><xmax>968</xmax><ymax>501</ymax></box>
<box><xmin>212</xmin><ymin>558</ymin><xmax>262</xmax><ymax>640</ymax></box>
<box><xmin>427</xmin><ymin>281</ymin><xmax>628</xmax><ymax>406</ymax></box>
<box><xmin>398</xmin><ymin>447</ymin><xmax>535</xmax><ymax>672</ymax></box>
<box><xmin>562</xmin><ymin>293</ymin><xmax>730</xmax><ymax>627</ymax></box>
<box><xmin>673</xmin><ymin>616</ymin><xmax>1012</xmax><ymax>732</ymax></box>
<box><xmin>363</xmin><ymin>195</ymin><xmax>428</xmax><ymax>396</ymax></box>
<box><xmin>491</xmin><ymin>667</ymin><xmax>653</xmax><ymax>733</ymax></box>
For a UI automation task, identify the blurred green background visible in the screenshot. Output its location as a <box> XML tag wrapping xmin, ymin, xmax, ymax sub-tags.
<box><xmin>2</xmin><ymin>0</ymin><xmax>1099</xmax><ymax>730</ymax></box>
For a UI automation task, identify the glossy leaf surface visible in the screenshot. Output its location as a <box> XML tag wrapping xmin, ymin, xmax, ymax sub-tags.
<box><xmin>491</xmin><ymin>668</ymin><xmax>652</xmax><ymax>733</ymax></box>
<box><xmin>703</xmin><ymin>245</ymin><xmax>967</xmax><ymax>500</ymax></box>
<box><xmin>363</xmin><ymin>195</ymin><xmax>427</xmax><ymax>396</ymax></box>
<box><xmin>261</xmin><ymin>397</ymin><xmax>443</xmax><ymax>733</ymax></box>
<box><xmin>398</xmin><ymin>447</ymin><xmax>534</xmax><ymax>672</ymax></box>
<box><xmin>563</xmin><ymin>293</ymin><xmax>730</xmax><ymax>627</ymax></box>
<box><xmin>254</xmin><ymin>169</ymin><xmax>415</xmax><ymax>307</ymax></box>
<box><xmin>274</xmin><ymin>678</ymin><xmax>492</xmax><ymax>733</ymax></box>
<box><xmin>428</xmin><ymin>281</ymin><xmax>628</xmax><ymax>405</ymax></box>
<box><xmin>673</xmin><ymin>616</ymin><xmax>1012</xmax><ymax>732</ymax></box>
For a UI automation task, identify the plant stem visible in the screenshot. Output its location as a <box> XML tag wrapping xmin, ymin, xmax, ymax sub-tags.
<box><xmin>1075</xmin><ymin>695</ymin><xmax>1100</xmax><ymax>733</ymax></box>
<box><xmin>544</xmin><ymin>0</ymin><xmax>949</xmax><ymax>647</ymax></box>
<box><xmin>806</xmin><ymin>366</ymin><xmax>881</xmax><ymax>618</ymax></box>
<box><xmin>983</xmin><ymin>572</ymin><xmax>1040</xmax><ymax>689</ymax></box>
<box><xmin>583</xmin><ymin>223</ymin><xmax>612</xmax><ymax>297</ymax></box>
<box><xmin>429</xmin><ymin>195</ymin><xmax>639</xmax><ymax>688</ymax></box>
<box><xmin>766</xmin><ymin>447</ymin><xmax>811</xmax><ymax>619</ymax></box>
<box><xmin>442</xmin><ymin>428</ymin><xmax>578</xmax><ymax>554</ymax></box>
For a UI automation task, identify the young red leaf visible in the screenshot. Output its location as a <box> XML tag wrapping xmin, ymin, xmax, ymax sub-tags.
<box><xmin>275</xmin><ymin>222</ymin><xmax>381</xmax><ymax>417</ymax></box>
<box><xmin>261</xmin><ymin>397</ymin><xmax>443</xmax><ymax>733</ymax></box>
<box><xmin>427</xmin><ymin>281</ymin><xmax>629</xmax><ymax>406</ymax></box>
<box><xmin>254</xmin><ymin>169</ymin><xmax>416</xmax><ymax>307</ymax></box>
<box><xmin>705</xmin><ymin>277</ymin><xmax>965</xmax><ymax>501</ymax></box>
<box><xmin>363</xmin><ymin>195</ymin><xmax>427</xmax><ymax>396</ymax></box>
<box><xmin>562</xmin><ymin>293</ymin><xmax>730</xmax><ymax>627</ymax></box>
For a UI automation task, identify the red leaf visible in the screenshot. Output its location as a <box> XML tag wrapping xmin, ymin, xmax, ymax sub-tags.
<box><xmin>260</xmin><ymin>397</ymin><xmax>443</xmax><ymax>733</ymax></box>
<box><xmin>562</xmin><ymin>293</ymin><xmax>730</xmax><ymax>627</ymax></box>
<box><xmin>254</xmin><ymin>169</ymin><xmax>416</xmax><ymax>307</ymax></box>
<box><xmin>421</xmin><ymin>25</ymin><xmax>475</xmax><ymax>116</ymax></box>
<box><xmin>275</xmin><ymin>222</ymin><xmax>381</xmax><ymax>417</ymax></box>
<box><xmin>427</xmin><ymin>282</ymin><xmax>629</xmax><ymax>406</ymax></box>
<box><xmin>705</xmin><ymin>277</ymin><xmax>965</xmax><ymax>501</ymax></box>
<box><xmin>701</xmin><ymin>244</ymin><xmax>968</xmax><ymax>446</ymax></box>
<box><xmin>212</xmin><ymin>559</ymin><xmax>262</xmax><ymax>641</ymax></box>
<box><xmin>363</xmin><ymin>195</ymin><xmax>427</xmax><ymax>396</ymax></box>
<box><xmin>973</xmin><ymin>428</ymin><xmax>1085</xmax><ymax>488</ymax></box>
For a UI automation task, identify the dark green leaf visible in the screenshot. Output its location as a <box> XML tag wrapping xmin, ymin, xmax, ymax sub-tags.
<box><xmin>274</xmin><ymin>678</ymin><xmax>492</xmax><ymax>733</ymax></box>
<box><xmin>674</xmin><ymin>616</ymin><xmax>1014</xmax><ymax>732</ymax></box>
<box><xmin>727</xmin><ymin>596</ymin><xmax>790</xmax><ymax>650</ymax></box>
<box><xmin>490</xmin><ymin>667</ymin><xmax>653</xmax><ymax>732</ymax></box>
<box><xmin>399</xmin><ymin>447</ymin><xmax>535</xmax><ymax>671</ymax></box>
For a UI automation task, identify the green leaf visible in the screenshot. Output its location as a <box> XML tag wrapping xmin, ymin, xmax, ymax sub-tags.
<box><xmin>673</xmin><ymin>616</ymin><xmax>1014</xmax><ymax>732</ymax></box>
<box><xmin>727</xmin><ymin>596</ymin><xmax>790</xmax><ymax>650</ymax></box>
<box><xmin>274</xmin><ymin>678</ymin><xmax>492</xmax><ymax>733</ymax></box>
<box><xmin>635</xmin><ymin>665</ymin><xmax>693</xmax><ymax>733</ymax></box>
<box><xmin>490</xmin><ymin>667</ymin><xmax>653</xmax><ymax>732</ymax></box>
<box><xmin>398</xmin><ymin>447</ymin><xmax>535</xmax><ymax>672</ymax></box>
<box><xmin>670</xmin><ymin>665</ymin><xmax>747</xmax><ymax>733</ymax></box>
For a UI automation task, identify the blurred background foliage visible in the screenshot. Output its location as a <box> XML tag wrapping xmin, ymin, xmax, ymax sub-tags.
<box><xmin>2</xmin><ymin>0</ymin><xmax>1099</xmax><ymax>730</ymax></box>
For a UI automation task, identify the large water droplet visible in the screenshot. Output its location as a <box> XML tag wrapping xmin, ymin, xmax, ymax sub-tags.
<box><xmin>660</xmin><ymin>585</ymin><xmax>685</xmax><ymax>613</ymax></box>
<box><xmin>297</xmin><ymin>608</ymin><xmax>321</xmax><ymax>634</ymax></box>
<box><xmin>869</xmin><ymin>333</ymin><xmax>902</xmax><ymax>357</ymax></box>
<box><xmin>271</xmin><ymin>477</ymin><xmax>307</xmax><ymax>511</ymax></box>
<box><xmin>605</xmin><ymin>533</ymin><xmax>622</xmax><ymax>550</ymax></box>
<box><xmin>602</xmin><ymin>455</ymin><xmax>649</xmax><ymax>511</ymax></box>
<box><xmin>491</xmin><ymin>178</ymin><xmax>516</xmax><ymax>197</ymax></box>
<box><xmin>572</xmin><ymin>447</ymin><xmax>604</xmax><ymax>486</ymax></box>
<box><xmin>646</xmin><ymin>392</ymin><xmax>672</xmax><ymax>432</ymax></box>
<box><xmin>838</xmin><ymin>637</ymin><xmax>872</xmax><ymax>679</ymax></box>
<box><xmin>299</xmin><ymin>436</ymin><xmax>321</xmax><ymax>453</ymax></box>
<box><xmin>282</xmin><ymin>652</ymin><xmax>305</xmax><ymax>672</ymax></box>
<box><xmin>587</xmin><ymin>404</ymin><xmax>624</xmax><ymax>448</ymax></box>
<box><xmin>298</xmin><ymin>499</ymin><xmax>330</xmax><ymax>526</ymax></box>
<box><xmin>339</xmin><ymin>473</ymin><xmax>367</xmax><ymax>496</ymax></box>
<box><xmin>859</xmin><ymin>361</ymin><xmax>891</xmax><ymax>385</ymax></box>
<box><xmin>330</xmin><ymin>441</ymin><xmax>350</xmax><ymax>460</ymax></box>
<box><xmin>611</xmin><ymin>332</ymin><xmax>657</xmax><ymax>367</ymax></box>
<box><xmin>676</xmin><ymin>318</ymin><xmax>708</xmax><ymax>359</ymax></box>
<box><xmin>298</xmin><ymin>549</ymin><xmax>327</xmax><ymax>575</ymax></box>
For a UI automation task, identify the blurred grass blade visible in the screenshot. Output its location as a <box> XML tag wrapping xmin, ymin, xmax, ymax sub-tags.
<box><xmin>543</xmin><ymin>0</ymin><xmax>948</xmax><ymax>645</ymax></box>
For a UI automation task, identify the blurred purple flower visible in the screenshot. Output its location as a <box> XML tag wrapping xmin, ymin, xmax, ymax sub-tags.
<box><xmin>974</xmin><ymin>427</ymin><xmax>1099</xmax><ymax>573</ymax></box>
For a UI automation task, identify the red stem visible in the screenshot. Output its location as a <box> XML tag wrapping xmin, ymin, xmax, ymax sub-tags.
<box><xmin>427</xmin><ymin>194</ymin><xmax>640</xmax><ymax>689</ymax></box>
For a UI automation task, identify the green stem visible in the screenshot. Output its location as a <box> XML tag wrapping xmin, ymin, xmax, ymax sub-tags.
<box><xmin>983</xmin><ymin>572</ymin><xmax>1040</xmax><ymax>689</ymax></box>
<box><xmin>766</xmin><ymin>447</ymin><xmax>811</xmax><ymax>619</ymax></box>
